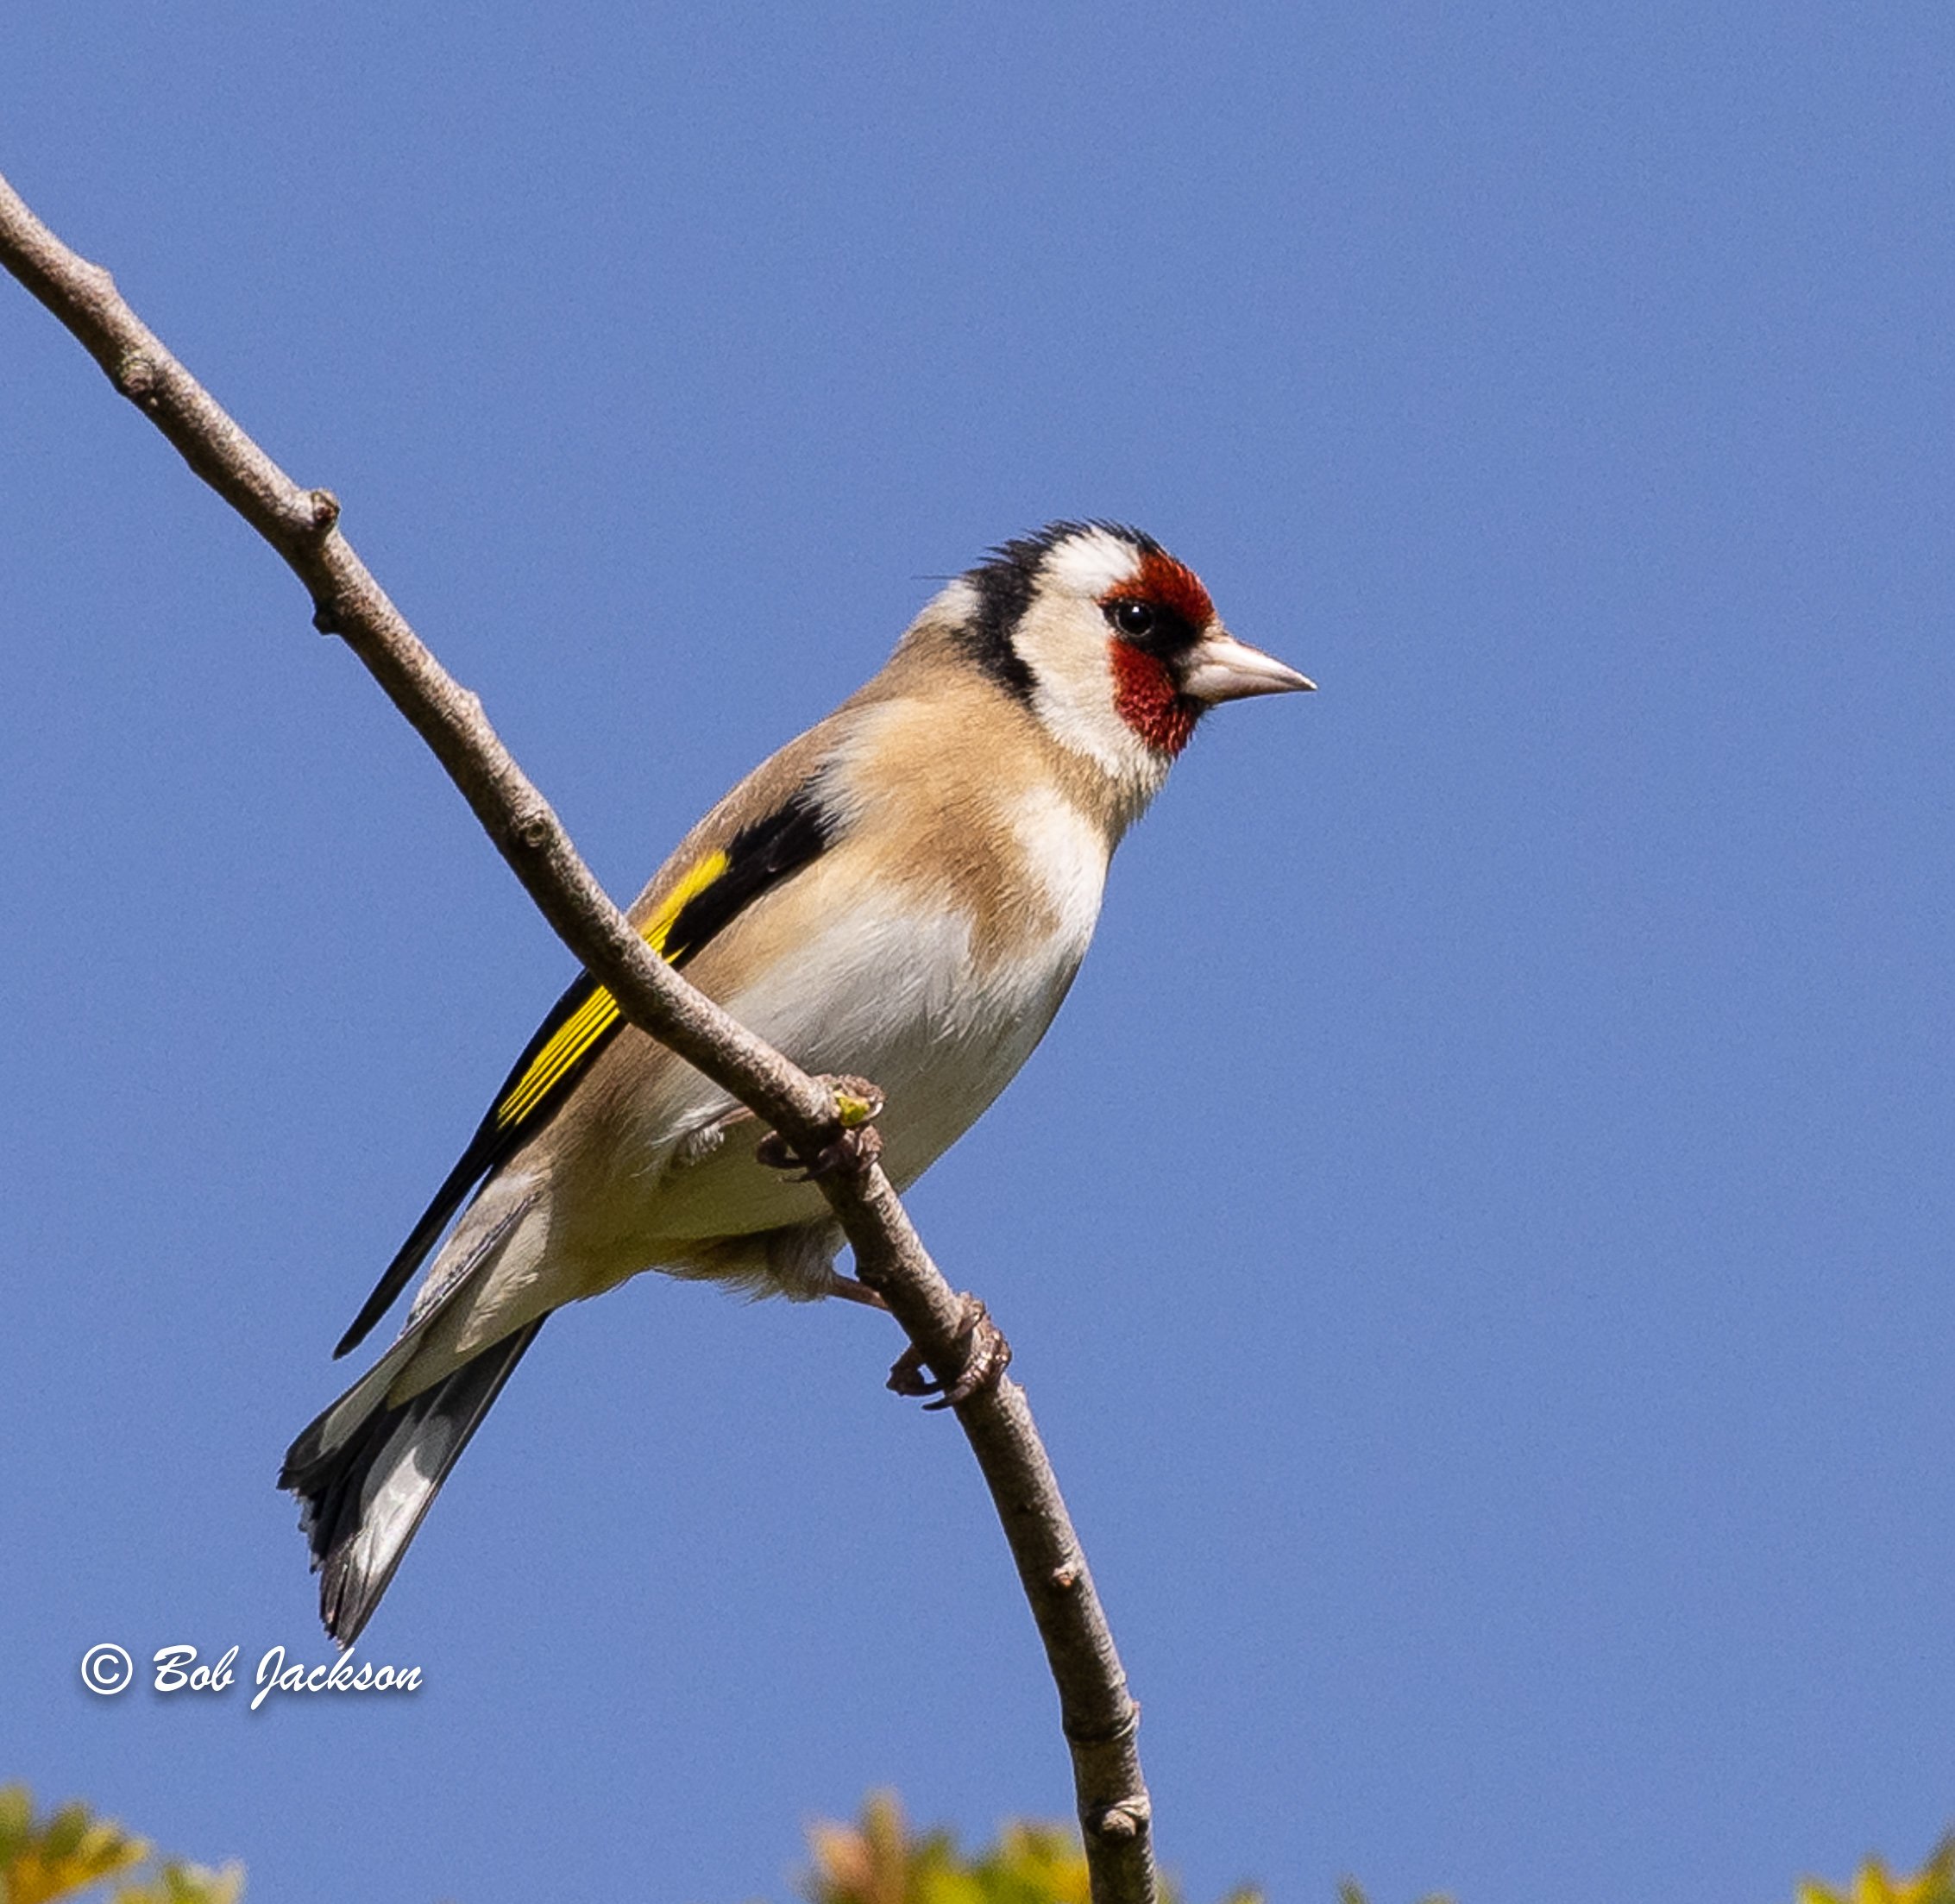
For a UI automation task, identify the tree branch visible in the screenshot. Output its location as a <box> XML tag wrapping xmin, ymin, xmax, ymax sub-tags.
<box><xmin>1</xmin><ymin>172</ymin><xmax>1157</xmax><ymax>1901</ymax></box>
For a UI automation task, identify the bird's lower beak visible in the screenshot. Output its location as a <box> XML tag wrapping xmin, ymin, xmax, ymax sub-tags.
<box><xmin>1179</xmin><ymin>630</ymin><xmax>1317</xmax><ymax>704</ymax></box>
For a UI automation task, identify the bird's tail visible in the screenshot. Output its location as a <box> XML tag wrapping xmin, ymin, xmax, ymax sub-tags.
<box><xmin>278</xmin><ymin>1320</ymin><xmax>544</xmax><ymax>1646</ymax></box>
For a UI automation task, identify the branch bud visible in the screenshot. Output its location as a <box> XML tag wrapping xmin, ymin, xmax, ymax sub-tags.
<box><xmin>1088</xmin><ymin>1800</ymin><xmax>1151</xmax><ymax>1843</ymax></box>
<box><xmin>113</xmin><ymin>352</ymin><xmax>156</xmax><ymax>402</ymax></box>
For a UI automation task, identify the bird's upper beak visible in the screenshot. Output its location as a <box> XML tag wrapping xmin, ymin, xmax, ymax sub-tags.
<box><xmin>1179</xmin><ymin>628</ymin><xmax>1317</xmax><ymax>705</ymax></box>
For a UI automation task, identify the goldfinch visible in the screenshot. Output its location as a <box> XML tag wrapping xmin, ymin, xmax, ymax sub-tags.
<box><xmin>281</xmin><ymin>521</ymin><xmax>1312</xmax><ymax>1643</ymax></box>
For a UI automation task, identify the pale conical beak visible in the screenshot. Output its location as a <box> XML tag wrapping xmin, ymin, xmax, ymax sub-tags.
<box><xmin>1179</xmin><ymin>629</ymin><xmax>1317</xmax><ymax>705</ymax></box>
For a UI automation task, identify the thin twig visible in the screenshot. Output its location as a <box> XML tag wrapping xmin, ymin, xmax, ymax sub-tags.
<box><xmin>0</xmin><ymin>172</ymin><xmax>1157</xmax><ymax>1901</ymax></box>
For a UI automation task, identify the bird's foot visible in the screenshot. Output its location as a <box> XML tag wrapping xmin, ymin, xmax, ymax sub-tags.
<box><xmin>755</xmin><ymin>1076</ymin><xmax>886</xmax><ymax>1181</ymax></box>
<box><xmin>887</xmin><ymin>1295</ymin><xmax>1012</xmax><ymax>1411</ymax></box>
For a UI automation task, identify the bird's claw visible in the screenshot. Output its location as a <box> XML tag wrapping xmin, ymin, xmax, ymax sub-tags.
<box><xmin>757</xmin><ymin>1122</ymin><xmax>883</xmax><ymax>1180</ymax></box>
<box><xmin>886</xmin><ymin>1296</ymin><xmax>1012</xmax><ymax>1411</ymax></box>
<box><xmin>755</xmin><ymin>1076</ymin><xmax>885</xmax><ymax>1180</ymax></box>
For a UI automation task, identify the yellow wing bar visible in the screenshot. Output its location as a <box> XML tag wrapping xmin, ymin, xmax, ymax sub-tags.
<box><xmin>491</xmin><ymin>849</ymin><xmax>730</xmax><ymax>1131</ymax></box>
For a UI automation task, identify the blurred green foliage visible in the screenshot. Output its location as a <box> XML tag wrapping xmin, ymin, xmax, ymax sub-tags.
<box><xmin>1335</xmin><ymin>1882</ymin><xmax>1453</xmax><ymax>1904</ymax></box>
<box><xmin>1799</xmin><ymin>1834</ymin><xmax>1955</xmax><ymax>1904</ymax></box>
<box><xmin>9</xmin><ymin>1777</ymin><xmax>1952</xmax><ymax>1904</ymax></box>
<box><xmin>801</xmin><ymin>1790</ymin><xmax>1260</xmax><ymax>1904</ymax></box>
<box><xmin>0</xmin><ymin>1788</ymin><xmax>242</xmax><ymax>1904</ymax></box>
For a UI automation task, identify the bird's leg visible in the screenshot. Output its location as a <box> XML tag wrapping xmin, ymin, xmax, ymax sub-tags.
<box><xmin>827</xmin><ymin>1273</ymin><xmax>888</xmax><ymax>1310</ymax></box>
<box><xmin>750</xmin><ymin>1078</ymin><xmax>1006</xmax><ymax>1404</ymax></box>
<box><xmin>886</xmin><ymin>1294</ymin><xmax>1012</xmax><ymax>1411</ymax></box>
<box><xmin>755</xmin><ymin>1075</ymin><xmax>885</xmax><ymax>1180</ymax></box>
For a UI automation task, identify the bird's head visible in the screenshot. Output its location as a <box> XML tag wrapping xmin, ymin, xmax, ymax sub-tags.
<box><xmin>930</xmin><ymin>522</ymin><xmax>1312</xmax><ymax>807</ymax></box>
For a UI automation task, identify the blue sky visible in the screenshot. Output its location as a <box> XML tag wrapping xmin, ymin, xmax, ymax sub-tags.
<box><xmin>3</xmin><ymin>4</ymin><xmax>1951</xmax><ymax>1900</ymax></box>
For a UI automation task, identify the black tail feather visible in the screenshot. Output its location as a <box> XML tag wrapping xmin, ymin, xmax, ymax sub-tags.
<box><xmin>280</xmin><ymin>1320</ymin><xmax>545</xmax><ymax>1646</ymax></box>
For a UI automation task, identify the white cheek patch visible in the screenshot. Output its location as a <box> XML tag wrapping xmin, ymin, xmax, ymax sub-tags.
<box><xmin>1019</xmin><ymin>625</ymin><xmax>1173</xmax><ymax>817</ymax></box>
<box><xmin>1027</xmin><ymin>633</ymin><xmax>1125</xmax><ymax>774</ymax></box>
<box><xmin>1008</xmin><ymin>527</ymin><xmax>1176</xmax><ymax>807</ymax></box>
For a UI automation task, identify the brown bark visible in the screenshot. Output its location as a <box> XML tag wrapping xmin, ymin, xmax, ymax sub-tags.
<box><xmin>0</xmin><ymin>170</ymin><xmax>1157</xmax><ymax>1903</ymax></box>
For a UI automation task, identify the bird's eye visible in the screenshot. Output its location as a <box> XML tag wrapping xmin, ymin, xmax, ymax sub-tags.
<box><xmin>1109</xmin><ymin>600</ymin><xmax>1157</xmax><ymax>639</ymax></box>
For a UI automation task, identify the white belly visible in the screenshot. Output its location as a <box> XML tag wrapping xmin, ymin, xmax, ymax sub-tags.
<box><xmin>640</xmin><ymin>871</ymin><xmax>1097</xmax><ymax>1241</ymax></box>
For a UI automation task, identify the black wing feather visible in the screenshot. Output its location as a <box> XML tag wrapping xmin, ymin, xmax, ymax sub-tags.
<box><xmin>330</xmin><ymin>969</ymin><xmax>601</xmax><ymax>1357</ymax></box>
<box><xmin>331</xmin><ymin>778</ymin><xmax>836</xmax><ymax>1358</ymax></box>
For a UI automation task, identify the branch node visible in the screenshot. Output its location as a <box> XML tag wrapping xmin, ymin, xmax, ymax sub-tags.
<box><xmin>0</xmin><ymin>165</ymin><xmax>1157</xmax><ymax>1900</ymax></box>
<box><xmin>1088</xmin><ymin>1798</ymin><xmax>1152</xmax><ymax>1844</ymax></box>
<box><xmin>830</xmin><ymin>1080</ymin><xmax>882</xmax><ymax>1129</ymax></box>
<box><xmin>113</xmin><ymin>351</ymin><xmax>156</xmax><ymax>403</ymax></box>
<box><xmin>755</xmin><ymin>1074</ymin><xmax>883</xmax><ymax>1181</ymax></box>
<box><xmin>1065</xmin><ymin>1699</ymin><xmax>1141</xmax><ymax>1748</ymax></box>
